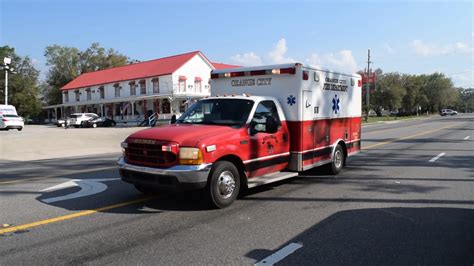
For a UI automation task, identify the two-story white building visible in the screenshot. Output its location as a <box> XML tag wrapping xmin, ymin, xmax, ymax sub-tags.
<box><xmin>46</xmin><ymin>51</ymin><xmax>238</xmax><ymax>124</ymax></box>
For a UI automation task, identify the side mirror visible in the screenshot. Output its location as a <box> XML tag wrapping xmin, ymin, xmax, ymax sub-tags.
<box><xmin>265</xmin><ymin>116</ymin><xmax>278</xmax><ymax>134</ymax></box>
<box><xmin>170</xmin><ymin>115</ymin><xmax>177</xmax><ymax>124</ymax></box>
<box><xmin>248</xmin><ymin>121</ymin><xmax>258</xmax><ymax>135</ymax></box>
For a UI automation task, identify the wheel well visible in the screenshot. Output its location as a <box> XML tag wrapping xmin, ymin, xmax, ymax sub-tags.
<box><xmin>216</xmin><ymin>155</ymin><xmax>248</xmax><ymax>188</ymax></box>
<box><xmin>337</xmin><ymin>141</ymin><xmax>348</xmax><ymax>166</ymax></box>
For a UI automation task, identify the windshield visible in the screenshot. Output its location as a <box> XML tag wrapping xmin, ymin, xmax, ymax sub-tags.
<box><xmin>177</xmin><ymin>98</ymin><xmax>254</xmax><ymax>127</ymax></box>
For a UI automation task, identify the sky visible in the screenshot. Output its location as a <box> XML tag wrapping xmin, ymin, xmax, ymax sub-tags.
<box><xmin>1</xmin><ymin>0</ymin><xmax>473</xmax><ymax>87</ymax></box>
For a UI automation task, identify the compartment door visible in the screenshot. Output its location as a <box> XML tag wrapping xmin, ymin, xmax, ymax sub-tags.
<box><xmin>302</xmin><ymin>90</ymin><xmax>315</xmax><ymax>167</ymax></box>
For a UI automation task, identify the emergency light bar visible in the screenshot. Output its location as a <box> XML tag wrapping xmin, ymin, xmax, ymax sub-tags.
<box><xmin>211</xmin><ymin>67</ymin><xmax>296</xmax><ymax>79</ymax></box>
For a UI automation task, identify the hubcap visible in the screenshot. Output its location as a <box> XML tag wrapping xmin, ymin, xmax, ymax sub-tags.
<box><xmin>334</xmin><ymin>150</ymin><xmax>342</xmax><ymax>169</ymax></box>
<box><xmin>217</xmin><ymin>171</ymin><xmax>236</xmax><ymax>199</ymax></box>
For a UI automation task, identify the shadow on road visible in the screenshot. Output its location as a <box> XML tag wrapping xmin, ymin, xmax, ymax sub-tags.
<box><xmin>246</xmin><ymin>207</ymin><xmax>474</xmax><ymax>265</ymax></box>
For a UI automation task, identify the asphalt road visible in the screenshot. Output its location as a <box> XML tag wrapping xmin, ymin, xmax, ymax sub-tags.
<box><xmin>1</xmin><ymin>115</ymin><xmax>473</xmax><ymax>265</ymax></box>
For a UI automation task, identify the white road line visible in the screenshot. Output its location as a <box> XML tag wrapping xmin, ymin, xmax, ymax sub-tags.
<box><xmin>429</xmin><ymin>153</ymin><xmax>446</xmax><ymax>163</ymax></box>
<box><xmin>40</xmin><ymin>178</ymin><xmax>120</xmax><ymax>203</ymax></box>
<box><xmin>464</xmin><ymin>136</ymin><xmax>470</xmax><ymax>140</ymax></box>
<box><xmin>255</xmin><ymin>243</ymin><xmax>303</xmax><ymax>266</ymax></box>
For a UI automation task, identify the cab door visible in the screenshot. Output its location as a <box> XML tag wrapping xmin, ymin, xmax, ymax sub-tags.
<box><xmin>246</xmin><ymin>100</ymin><xmax>290</xmax><ymax>177</ymax></box>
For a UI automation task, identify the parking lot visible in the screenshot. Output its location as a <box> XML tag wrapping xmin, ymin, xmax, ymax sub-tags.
<box><xmin>0</xmin><ymin>125</ymin><xmax>142</xmax><ymax>161</ymax></box>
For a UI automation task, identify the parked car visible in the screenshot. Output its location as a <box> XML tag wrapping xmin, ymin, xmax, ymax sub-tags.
<box><xmin>0</xmin><ymin>105</ymin><xmax>24</xmax><ymax>131</ymax></box>
<box><xmin>0</xmin><ymin>114</ymin><xmax>24</xmax><ymax>131</ymax></box>
<box><xmin>68</xmin><ymin>113</ymin><xmax>99</xmax><ymax>127</ymax></box>
<box><xmin>440</xmin><ymin>109</ymin><xmax>458</xmax><ymax>116</ymax></box>
<box><xmin>56</xmin><ymin>118</ymin><xmax>68</xmax><ymax>127</ymax></box>
<box><xmin>389</xmin><ymin>110</ymin><xmax>399</xmax><ymax>116</ymax></box>
<box><xmin>81</xmin><ymin>117</ymin><xmax>117</xmax><ymax>128</ymax></box>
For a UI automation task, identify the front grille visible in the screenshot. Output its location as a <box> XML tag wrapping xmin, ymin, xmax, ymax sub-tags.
<box><xmin>126</xmin><ymin>142</ymin><xmax>177</xmax><ymax>167</ymax></box>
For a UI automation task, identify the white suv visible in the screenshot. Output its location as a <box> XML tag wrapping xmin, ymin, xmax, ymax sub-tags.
<box><xmin>440</xmin><ymin>109</ymin><xmax>458</xmax><ymax>116</ymax></box>
<box><xmin>67</xmin><ymin>113</ymin><xmax>99</xmax><ymax>127</ymax></box>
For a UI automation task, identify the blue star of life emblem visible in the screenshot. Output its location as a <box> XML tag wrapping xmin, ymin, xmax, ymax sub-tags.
<box><xmin>287</xmin><ymin>95</ymin><xmax>296</xmax><ymax>106</ymax></box>
<box><xmin>332</xmin><ymin>95</ymin><xmax>340</xmax><ymax>114</ymax></box>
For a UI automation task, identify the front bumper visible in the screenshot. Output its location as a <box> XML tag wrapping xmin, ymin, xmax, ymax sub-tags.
<box><xmin>117</xmin><ymin>156</ymin><xmax>212</xmax><ymax>190</ymax></box>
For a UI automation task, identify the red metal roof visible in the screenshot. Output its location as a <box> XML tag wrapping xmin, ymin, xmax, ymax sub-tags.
<box><xmin>61</xmin><ymin>51</ymin><xmax>232</xmax><ymax>91</ymax></box>
<box><xmin>211</xmin><ymin>62</ymin><xmax>241</xmax><ymax>70</ymax></box>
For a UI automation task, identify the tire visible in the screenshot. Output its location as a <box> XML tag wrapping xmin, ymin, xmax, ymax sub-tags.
<box><xmin>206</xmin><ymin>161</ymin><xmax>240</xmax><ymax>209</ymax></box>
<box><xmin>92</xmin><ymin>123</ymin><xmax>97</xmax><ymax>128</ymax></box>
<box><xmin>17</xmin><ymin>127</ymin><xmax>23</xmax><ymax>131</ymax></box>
<box><xmin>134</xmin><ymin>184</ymin><xmax>157</xmax><ymax>195</ymax></box>
<box><xmin>329</xmin><ymin>144</ymin><xmax>345</xmax><ymax>175</ymax></box>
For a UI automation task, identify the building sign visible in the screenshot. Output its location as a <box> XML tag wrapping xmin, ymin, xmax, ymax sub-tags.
<box><xmin>231</xmin><ymin>78</ymin><xmax>272</xmax><ymax>87</ymax></box>
<box><xmin>361</xmin><ymin>73</ymin><xmax>377</xmax><ymax>84</ymax></box>
<box><xmin>323</xmin><ymin>77</ymin><xmax>348</xmax><ymax>92</ymax></box>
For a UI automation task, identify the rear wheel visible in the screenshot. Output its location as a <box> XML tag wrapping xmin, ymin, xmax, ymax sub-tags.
<box><xmin>92</xmin><ymin>123</ymin><xmax>97</xmax><ymax>128</ymax></box>
<box><xmin>206</xmin><ymin>161</ymin><xmax>240</xmax><ymax>208</ymax></box>
<box><xmin>17</xmin><ymin>127</ymin><xmax>23</xmax><ymax>131</ymax></box>
<box><xmin>329</xmin><ymin>144</ymin><xmax>345</xmax><ymax>175</ymax></box>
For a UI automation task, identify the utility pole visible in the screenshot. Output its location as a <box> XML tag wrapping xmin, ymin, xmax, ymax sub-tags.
<box><xmin>2</xmin><ymin>57</ymin><xmax>16</xmax><ymax>105</ymax></box>
<box><xmin>5</xmin><ymin>69</ymin><xmax>8</xmax><ymax>105</ymax></box>
<box><xmin>365</xmin><ymin>50</ymin><xmax>372</xmax><ymax>122</ymax></box>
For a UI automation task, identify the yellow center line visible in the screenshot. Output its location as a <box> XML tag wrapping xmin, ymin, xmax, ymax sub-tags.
<box><xmin>0</xmin><ymin>166</ymin><xmax>116</xmax><ymax>185</ymax></box>
<box><xmin>0</xmin><ymin>196</ymin><xmax>157</xmax><ymax>235</ymax></box>
<box><xmin>363</xmin><ymin>122</ymin><xmax>462</xmax><ymax>150</ymax></box>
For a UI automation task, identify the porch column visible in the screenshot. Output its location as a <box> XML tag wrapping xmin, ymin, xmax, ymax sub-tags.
<box><xmin>112</xmin><ymin>103</ymin><xmax>116</xmax><ymax>120</ymax></box>
<box><xmin>131</xmin><ymin>101</ymin><xmax>135</xmax><ymax>121</ymax></box>
<box><xmin>100</xmin><ymin>104</ymin><xmax>104</xmax><ymax>117</ymax></box>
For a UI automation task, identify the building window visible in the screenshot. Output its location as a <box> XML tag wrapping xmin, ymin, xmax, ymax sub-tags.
<box><xmin>129</xmin><ymin>82</ymin><xmax>136</xmax><ymax>96</ymax></box>
<box><xmin>99</xmin><ymin>86</ymin><xmax>105</xmax><ymax>99</ymax></box>
<box><xmin>75</xmin><ymin>90</ymin><xmax>80</xmax><ymax>101</ymax></box>
<box><xmin>64</xmin><ymin>92</ymin><xmax>69</xmax><ymax>102</ymax></box>
<box><xmin>114</xmin><ymin>84</ymin><xmax>121</xmax><ymax>98</ymax></box>
<box><xmin>152</xmin><ymin>78</ymin><xmax>159</xmax><ymax>93</ymax></box>
<box><xmin>139</xmin><ymin>80</ymin><xmax>146</xmax><ymax>95</ymax></box>
<box><xmin>86</xmin><ymin>88</ymin><xmax>91</xmax><ymax>101</ymax></box>
<box><xmin>195</xmin><ymin>80</ymin><xmax>202</xmax><ymax>93</ymax></box>
<box><xmin>179</xmin><ymin>80</ymin><xmax>186</xmax><ymax>92</ymax></box>
<box><xmin>162</xmin><ymin>99</ymin><xmax>170</xmax><ymax>114</ymax></box>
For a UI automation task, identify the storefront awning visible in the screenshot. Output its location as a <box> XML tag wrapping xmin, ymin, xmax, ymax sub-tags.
<box><xmin>179</xmin><ymin>75</ymin><xmax>187</xmax><ymax>80</ymax></box>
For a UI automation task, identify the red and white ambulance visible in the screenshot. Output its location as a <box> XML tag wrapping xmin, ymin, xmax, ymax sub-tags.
<box><xmin>118</xmin><ymin>63</ymin><xmax>362</xmax><ymax>208</ymax></box>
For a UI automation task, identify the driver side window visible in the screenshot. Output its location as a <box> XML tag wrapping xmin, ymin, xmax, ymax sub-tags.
<box><xmin>251</xmin><ymin>101</ymin><xmax>281</xmax><ymax>131</ymax></box>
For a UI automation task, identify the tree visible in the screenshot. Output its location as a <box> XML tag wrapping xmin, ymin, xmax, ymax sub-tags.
<box><xmin>456</xmin><ymin>88</ymin><xmax>474</xmax><ymax>112</ymax></box>
<box><xmin>44</xmin><ymin>43</ymin><xmax>129</xmax><ymax>105</ymax></box>
<box><xmin>0</xmin><ymin>46</ymin><xmax>41</xmax><ymax>117</ymax></box>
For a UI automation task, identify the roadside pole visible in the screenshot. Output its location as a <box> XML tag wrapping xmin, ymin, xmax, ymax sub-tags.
<box><xmin>365</xmin><ymin>50</ymin><xmax>372</xmax><ymax>122</ymax></box>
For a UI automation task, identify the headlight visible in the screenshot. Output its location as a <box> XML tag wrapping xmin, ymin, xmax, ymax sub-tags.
<box><xmin>121</xmin><ymin>142</ymin><xmax>128</xmax><ymax>156</ymax></box>
<box><xmin>179</xmin><ymin>147</ymin><xmax>203</xmax><ymax>165</ymax></box>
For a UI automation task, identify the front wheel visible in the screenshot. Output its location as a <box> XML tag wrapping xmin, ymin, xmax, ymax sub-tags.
<box><xmin>134</xmin><ymin>184</ymin><xmax>157</xmax><ymax>195</ymax></box>
<box><xmin>329</xmin><ymin>144</ymin><xmax>345</xmax><ymax>175</ymax></box>
<box><xmin>206</xmin><ymin>161</ymin><xmax>240</xmax><ymax>209</ymax></box>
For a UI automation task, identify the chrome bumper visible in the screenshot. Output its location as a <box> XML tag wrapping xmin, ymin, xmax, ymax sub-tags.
<box><xmin>117</xmin><ymin>156</ymin><xmax>212</xmax><ymax>185</ymax></box>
